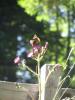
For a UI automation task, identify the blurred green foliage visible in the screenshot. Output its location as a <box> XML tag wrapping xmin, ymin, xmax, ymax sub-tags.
<box><xmin>0</xmin><ymin>0</ymin><xmax>75</xmax><ymax>87</ymax></box>
<box><xmin>17</xmin><ymin>0</ymin><xmax>75</xmax><ymax>87</ymax></box>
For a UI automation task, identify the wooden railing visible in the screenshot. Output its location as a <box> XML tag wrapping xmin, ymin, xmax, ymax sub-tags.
<box><xmin>0</xmin><ymin>64</ymin><xmax>75</xmax><ymax>100</ymax></box>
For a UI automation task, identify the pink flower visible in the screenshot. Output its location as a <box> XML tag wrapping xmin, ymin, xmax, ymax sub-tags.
<box><xmin>33</xmin><ymin>45</ymin><xmax>41</xmax><ymax>52</ymax></box>
<box><xmin>27</xmin><ymin>45</ymin><xmax>41</xmax><ymax>58</ymax></box>
<box><xmin>14</xmin><ymin>56</ymin><xmax>20</xmax><ymax>64</ymax></box>
<box><xmin>27</xmin><ymin>34</ymin><xmax>48</xmax><ymax>59</ymax></box>
<box><xmin>45</xmin><ymin>42</ymin><xmax>48</xmax><ymax>48</ymax></box>
<box><xmin>27</xmin><ymin>52</ymin><xmax>33</xmax><ymax>58</ymax></box>
<box><xmin>29</xmin><ymin>34</ymin><xmax>40</xmax><ymax>47</ymax></box>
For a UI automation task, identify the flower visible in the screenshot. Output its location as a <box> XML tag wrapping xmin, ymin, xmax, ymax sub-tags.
<box><xmin>30</xmin><ymin>34</ymin><xmax>40</xmax><ymax>47</ymax></box>
<box><xmin>27</xmin><ymin>45</ymin><xmax>41</xmax><ymax>58</ymax></box>
<box><xmin>27</xmin><ymin>34</ymin><xmax>48</xmax><ymax>60</ymax></box>
<box><xmin>27</xmin><ymin>52</ymin><xmax>33</xmax><ymax>58</ymax></box>
<box><xmin>14</xmin><ymin>56</ymin><xmax>20</xmax><ymax>64</ymax></box>
<box><xmin>45</xmin><ymin>42</ymin><xmax>48</xmax><ymax>48</ymax></box>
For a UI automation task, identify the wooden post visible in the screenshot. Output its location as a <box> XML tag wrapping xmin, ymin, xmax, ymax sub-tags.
<box><xmin>41</xmin><ymin>64</ymin><xmax>62</xmax><ymax>100</ymax></box>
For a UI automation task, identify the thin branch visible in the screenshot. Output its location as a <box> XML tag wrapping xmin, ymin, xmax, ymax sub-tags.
<box><xmin>21</xmin><ymin>60</ymin><xmax>38</xmax><ymax>76</ymax></box>
<box><xmin>26</xmin><ymin>65</ymin><xmax>38</xmax><ymax>76</ymax></box>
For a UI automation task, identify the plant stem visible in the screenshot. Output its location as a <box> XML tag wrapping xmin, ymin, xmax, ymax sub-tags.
<box><xmin>37</xmin><ymin>59</ymin><xmax>41</xmax><ymax>100</ymax></box>
<box><xmin>26</xmin><ymin>65</ymin><xmax>38</xmax><ymax>76</ymax></box>
<box><xmin>21</xmin><ymin>60</ymin><xmax>38</xmax><ymax>76</ymax></box>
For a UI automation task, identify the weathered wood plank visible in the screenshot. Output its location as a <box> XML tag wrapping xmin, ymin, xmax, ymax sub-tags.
<box><xmin>41</xmin><ymin>64</ymin><xmax>62</xmax><ymax>100</ymax></box>
<box><xmin>0</xmin><ymin>64</ymin><xmax>75</xmax><ymax>100</ymax></box>
<box><xmin>0</xmin><ymin>81</ymin><xmax>38</xmax><ymax>100</ymax></box>
<box><xmin>61</xmin><ymin>88</ymin><xmax>75</xmax><ymax>99</ymax></box>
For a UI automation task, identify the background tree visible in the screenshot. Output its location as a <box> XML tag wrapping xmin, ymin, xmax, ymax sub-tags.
<box><xmin>0</xmin><ymin>0</ymin><xmax>44</xmax><ymax>82</ymax></box>
<box><xmin>17</xmin><ymin>0</ymin><xmax>75</xmax><ymax>87</ymax></box>
<box><xmin>0</xmin><ymin>0</ymin><xmax>75</xmax><ymax>87</ymax></box>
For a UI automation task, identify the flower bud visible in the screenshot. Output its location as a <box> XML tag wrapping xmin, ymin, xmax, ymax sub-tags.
<box><xmin>14</xmin><ymin>56</ymin><xmax>20</xmax><ymax>64</ymax></box>
<box><xmin>45</xmin><ymin>42</ymin><xmax>48</xmax><ymax>48</ymax></box>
